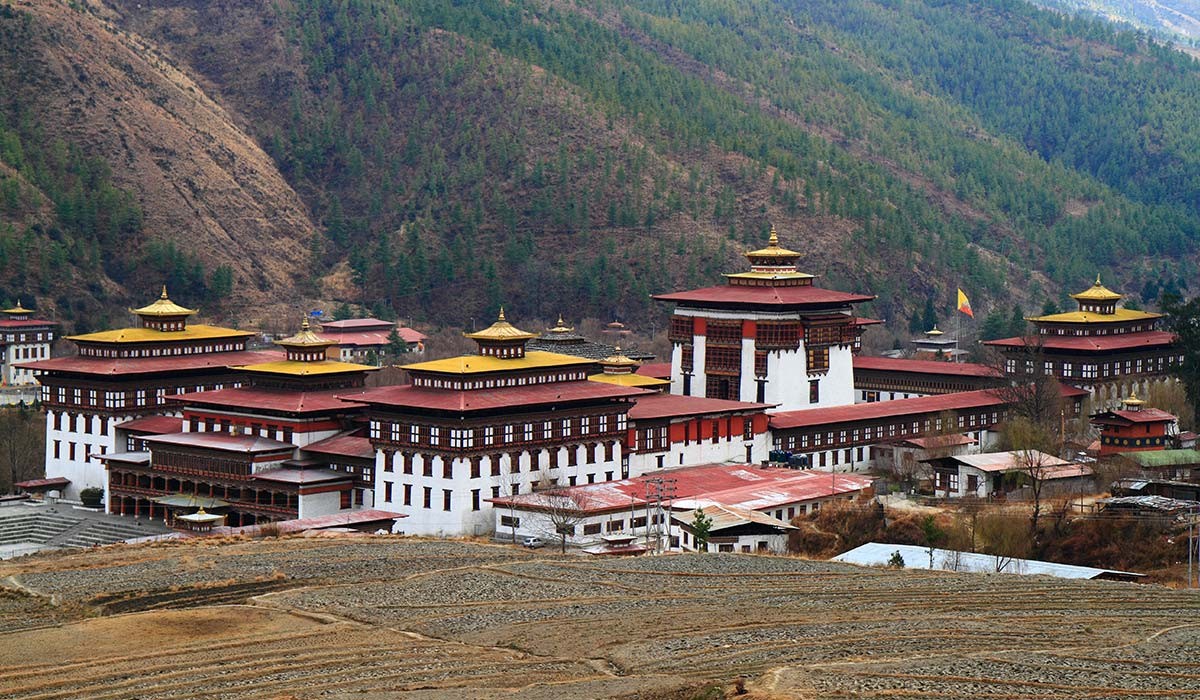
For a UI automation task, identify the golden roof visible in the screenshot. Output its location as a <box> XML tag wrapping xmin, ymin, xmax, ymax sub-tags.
<box><xmin>926</xmin><ymin>326</ymin><xmax>944</xmax><ymax>337</ymax></box>
<box><xmin>1070</xmin><ymin>275</ymin><xmax>1122</xmax><ymax>303</ymax></box>
<box><xmin>463</xmin><ymin>308</ymin><xmax>536</xmax><ymax>342</ymax></box>
<box><xmin>588</xmin><ymin>373</ymin><xmax>670</xmax><ymax>388</ymax></box>
<box><xmin>68</xmin><ymin>325</ymin><xmax>252</xmax><ymax>344</ymax></box>
<box><xmin>1029</xmin><ymin>308</ymin><xmax>1160</xmax><ymax>324</ymax></box>
<box><xmin>548</xmin><ymin>314</ymin><xmax>575</xmax><ymax>333</ymax></box>
<box><xmin>275</xmin><ymin>318</ymin><xmax>334</xmax><ymax>348</ymax></box>
<box><xmin>744</xmin><ymin>225</ymin><xmax>803</xmax><ymax>260</ymax></box>
<box><xmin>1123</xmin><ymin>393</ymin><xmax>1146</xmax><ymax>409</ymax></box>
<box><xmin>236</xmin><ymin>359</ymin><xmax>376</xmax><ymax>376</ymax></box>
<box><xmin>600</xmin><ymin>346</ymin><xmax>640</xmax><ymax>369</ymax></box>
<box><xmin>131</xmin><ymin>286</ymin><xmax>197</xmax><ymax>317</ymax></box>
<box><xmin>403</xmin><ymin>350</ymin><xmax>591</xmax><ymax>375</ymax></box>
<box><xmin>2</xmin><ymin>299</ymin><xmax>33</xmax><ymax>315</ymax></box>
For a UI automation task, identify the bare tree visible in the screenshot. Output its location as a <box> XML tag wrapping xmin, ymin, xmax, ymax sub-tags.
<box><xmin>981</xmin><ymin>339</ymin><xmax>1065</xmax><ymax>432</ymax></box>
<box><xmin>998</xmin><ymin>417</ymin><xmax>1060</xmax><ymax>548</ymax></box>
<box><xmin>978</xmin><ymin>508</ymin><xmax>1030</xmax><ymax>573</ymax></box>
<box><xmin>538</xmin><ymin>489</ymin><xmax>593</xmax><ymax>554</ymax></box>
<box><xmin>0</xmin><ymin>406</ymin><xmax>44</xmax><ymax>494</ymax></box>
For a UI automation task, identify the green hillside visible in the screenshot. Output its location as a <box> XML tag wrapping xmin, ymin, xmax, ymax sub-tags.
<box><xmin>5</xmin><ymin>0</ymin><xmax>1200</xmax><ymax>328</ymax></box>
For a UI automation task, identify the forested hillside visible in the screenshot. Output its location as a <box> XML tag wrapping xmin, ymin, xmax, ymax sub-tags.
<box><xmin>1038</xmin><ymin>0</ymin><xmax>1200</xmax><ymax>44</ymax></box>
<box><xmin>2</xmin><ymin>0</ymin><xmax>1199</xmax><ymax>330</ymax></box>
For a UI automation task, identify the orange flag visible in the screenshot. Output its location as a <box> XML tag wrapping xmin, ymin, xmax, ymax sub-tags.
<box><xmin>957</xmin><ymin>288</ymin><xmax>974</xmax><ymax>318</ymax></box>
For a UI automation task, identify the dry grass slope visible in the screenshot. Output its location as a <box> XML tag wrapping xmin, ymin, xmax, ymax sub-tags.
<box><xmin>0</xmin><ymin>536</ymin><xmax>1198</xmax><ymax>699</ymax></box>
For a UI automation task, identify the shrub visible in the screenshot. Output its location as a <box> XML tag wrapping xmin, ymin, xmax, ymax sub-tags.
<box><xmin>79</xmin><ymin>487</ymin><xmax>103</xmax><ymax>508</ymax></box>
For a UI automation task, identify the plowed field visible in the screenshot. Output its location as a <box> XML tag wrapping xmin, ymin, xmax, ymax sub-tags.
<box><xmin>1</xmin><ymin>536</ymin><xmax>1198</xmax><ymax>699</ymax></box>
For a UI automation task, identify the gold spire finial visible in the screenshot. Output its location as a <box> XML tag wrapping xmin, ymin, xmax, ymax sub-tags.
<box><xmin>301</xmin><ymin>316</ymin><xmax>310</xmax><ymax>331</ymax></box>
<box><xmin>498</xmin><ymin>306</ymin><xmax>506</xmax><ymax>322</ymax></box>
<box><xmin>768</xmin><ymin>225</ymin><xmax>779</xmax><ymax>247</ymax></box>
<box><xmin>557</xmin><ymin>314</ymin><xmax>565</xmax><ymax>326</ymax></box>
<box><xmin>1096</xmin><ymin>274</ymin><xmax>1102</xmax><ymax>286</ymax></box>
<box><xmin>161</xmin><ymin>285</ymin><xmax>169</xmax><ymax>300</ymax></box>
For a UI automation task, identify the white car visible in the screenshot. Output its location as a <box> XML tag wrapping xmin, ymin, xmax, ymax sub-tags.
<box><xmin>521</xmin><ymin>536</ymin><xmax>545</xmax><ymax>549</ymax></box>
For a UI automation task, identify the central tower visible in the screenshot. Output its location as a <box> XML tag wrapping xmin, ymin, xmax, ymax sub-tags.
<box><xmin>653</xmin><ymin>228</ymin><xmax>874</xmax><ymax>411</ymax></box>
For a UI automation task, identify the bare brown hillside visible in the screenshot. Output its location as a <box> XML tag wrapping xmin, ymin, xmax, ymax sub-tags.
<box><xmin>0</xmin><ymin>0</ymin><xmax>318</xmax><ymax>322</ymax></box>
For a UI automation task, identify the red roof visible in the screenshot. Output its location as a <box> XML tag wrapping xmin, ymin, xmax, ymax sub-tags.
<box><xmin>143</xmin><ymin>432</ymin><xmax>295</xmax><ymax>454</ymax></box>
<box><xmin>854</xmin><ymin>317</ymin><xmax>883</xmax><ymax>327</ymax></box>
<box><xmin>318</xmin><ymin>327</ymin><xmax>426</xmax><ymax>347</ymax></box>
<box><xmin>0</xmin><ymin>319</ymin><xmax>54</xmax><ymax>328</ymax></box>
<box><xmin>343</xmin><ymin>380</ymin><xmax>648</xmax><ymax>413</ymax></box>
<box><xmin>253</xmin><ymin>468</ymin><xmax>353</xmax><ymax>485</ymax></box>
<box><xmin>653</xmin><ymin>284</ymin><xmax>874</xmax><ymax>308</ymax></box>
<box><xmin>490</xmin><ymin>463</ymin><xmax>872</xmax><ymax>514</ymax></box>
<box><xmin>114</xmin><ymin>416</ymin><xmax>185</xmax><ymax>434</ymax></box>
<box><xmin>635</xmin><ymin>362</ymin><xmax>672</xmax><ymax>379</ymax></box>
<box><xmin>216</xmin><ymin>509</ymin><xmax>405</xmax><ymax>536</ymax></box>
<box><xmin>853</xmin><ymin>356</ymin><xmax>1000</xmax><ymax>378</ymax></box>
<box><xmin>14</xmin><ymin>477</ymin><xmax>71</xmax><ymax>489</ymax></box>
<box><xmin>318</xmin><ymin>319</ymin><xmax>394</xmax><ymax>330</ymax></box>
<box><xmin>15</xmin><ymin>350</ymin><xmax>284</xmax><ymax>376</ymax></box>
<box><xmin>169</xmin><ymin>386</ymin><xmax>367</xmax><ymax>414</ymax></box>
<box><xmin>304</xmin><ymin>433</ymin><xmax>375</xmax><ymax>460</ymax></box>
<box><xmin>897</xmin><ymin>434</ymin><xmax>978</xmax><ymax>449</ymax></box>
<box><xmin>1093</xmin><ymin>408</ymin><xmax>1177</xmax><ymax>425</ymax></box>
<box><xmin>771</xmin><ymin>385</ymin><xmax>1087</xmax><ymax>430</ymax></box>
<box><xmin>770</xmin><ymin>389</ymin><xmax>1008</xmax><ymax>430</ymax></box>
<box><xmin>629</xmin><ymin>393</ymin><xmax>771</xmax><ymax>421</ymax></box>
<box><xmin>983</xmin><ymin>331</ymin><xmax>1176</xmax><ymax>352</ymax></box>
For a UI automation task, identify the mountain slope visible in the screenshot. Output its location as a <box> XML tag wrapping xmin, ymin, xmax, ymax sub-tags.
<box><xmin>0</xmin><ymin>0</ymin><xmax>318</xmax><ymax>326</ymax></box>
<box><xmin>4</xmin><ymin>0</ymin><xmax>1200</xmax><ymax>330</ymax></box>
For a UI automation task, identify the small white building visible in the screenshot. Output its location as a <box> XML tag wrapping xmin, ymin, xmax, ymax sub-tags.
<box><xmin>0</xmin><ymin>301</ymin><xmax>55</xmax><ymax>387</ymax></box>
<box><xmin>489</xmin><ymin>463</ymin><xmax>873</xmax><ymax>549</ymax></box>
<box><xmin>672</xmin><ymin>503</ymin><xmax>795</xmax><ymax>554</ymax></box>
<box><xmin>924</xmin><ymin>450</ymin><xmax>1094</xmax><ymax>499</ymax></box>
<box><xmin>316</xmin><ymin>318</ymin><xmax>426</xmax><ymax>362</ymax></box>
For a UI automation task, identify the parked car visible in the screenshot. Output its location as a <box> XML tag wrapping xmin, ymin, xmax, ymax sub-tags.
<box><xmin>521</xmin><ymin>536</ymin><xmax>545</xmax><ymax>549</ymax></box>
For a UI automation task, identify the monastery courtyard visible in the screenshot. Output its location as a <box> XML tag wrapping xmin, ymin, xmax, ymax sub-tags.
<box><xmin>1</xmin><ymin>536</ymin><xmax>1199</xmax><ymax>699</ymax></box>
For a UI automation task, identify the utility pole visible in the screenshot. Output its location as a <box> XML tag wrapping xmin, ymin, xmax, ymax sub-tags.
<box><xmin>644</xmin><ymin>477</ymin><xmax>677</xmax><ymax>553</ymax></box>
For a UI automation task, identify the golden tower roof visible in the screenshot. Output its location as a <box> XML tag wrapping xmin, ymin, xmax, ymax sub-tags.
<box><xmin>2</xmin><ymin>298</ymin><xmax>33</xmax><ymax>315</ymax></box>
<box><xmin>1070</xmin><ymin>275</ymin><xmax>1122</xmax><ymax>303</ymax></box>
<box><xmin>548</xmin><ymin>314</ymin><xmax>575</xmax><ymax>333</ymax></box>
<box><xmin>275</xmin><ymin>317</ymin><xmax>335</xmax><ymax>348</ymax></box>
<box><xmin>744</xmin><ymin>225</ymin><xmax>803</xmax><ymax>261</ymax></box>
<box><xmin>926</xmin><ymin>326</ymin><xmax>944</xmax><ymax>337</ymax></box>
<box><xmin>131</xmin><ymin>286</ymin><xmax>196</xmax><ymax>317</ymax></box>
<box><xmin>464</xmin><ymin>308</ymin><xmax>536</xmax><ymax>342</ymax></box>
<box><xmin>1122</xmin><ymin>393</ymin><xmax>1146</xmax><ymax>410</ymax></box>
<box><xmin>599</xmin><ymin>346</ymin><xmax>640</xmax><ymax>372</ymax></box>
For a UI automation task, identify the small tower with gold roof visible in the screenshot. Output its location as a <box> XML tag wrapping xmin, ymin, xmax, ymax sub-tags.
<box><xmin>463</xmin><ymin>308</ymin><xmax>537</xmax><ymax>360</ymax></box>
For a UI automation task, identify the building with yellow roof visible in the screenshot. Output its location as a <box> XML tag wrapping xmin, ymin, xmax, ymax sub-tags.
<box><xmin>984</xmin><ymin>276</ymin><xmax>1180</xmax><ymax>403</ymax></box>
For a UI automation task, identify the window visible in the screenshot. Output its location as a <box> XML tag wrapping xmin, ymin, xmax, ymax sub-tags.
<box><xmin>500</xmin><ymin>515</ymin><xmax>520</xmax><ymax>528</ymax></box>
<box><xmin>583</xmin><ymin>522</ymin><xmax>601</xmax><ymax>535</ymax></box>
<box><xmin>384</xmin><ymin>482</ymin><xmax>393</xmax><ymax>503</ymax></box>
<box><xmin>340</xmin><ymin>490</ymin><xmax>352</xmax><ymax>510</ymax></box>
<box><xmin>442</xmin><ymin>461</ymin><xmax>453</xmax><ymax>479</ymax></box>
<box><xmin>806</xmin><ymin>347</ymin><xmax>830</xmax><ymax>373</ymax></box>
<box><xmin>443</xmin><ymin>490</ymin><xmax>452</xmax><ymax>511</ymax></box>
<box><xmin>403</xmin><ymin>484</ymin><xmax>412</xmax><ymax>506</ymax></box>
<box><xmin>471</xmin><ymin>489</ymin><xmax>481</xmax><ymax>511</ymax></box>
<box><xmin>423</xmin><ymin>487</ymin><xmax>432</xmax><ymax>509</ymax></box>
<box><xmin>809</xmin><ymin>380</ymin><xmax>820</xmax><ymax>404</ymax></box>
<box><xmin>423</xmin><ymin>459</ymin><xmax>433</xmax><ymax>477</ymax></box>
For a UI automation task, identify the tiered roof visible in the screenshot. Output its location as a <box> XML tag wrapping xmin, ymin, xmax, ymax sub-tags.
<box><xmin>653</xmin><ymin>227</ymin><xmax>873</xmax><ymax>310</ymax></box>
<box><xmin>588</xmin><ymin>347</ymin><xmax>670</xmax><ymax>389</ymax></box>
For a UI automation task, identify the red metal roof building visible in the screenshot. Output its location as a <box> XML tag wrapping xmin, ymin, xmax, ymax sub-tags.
<box><xmin>852</xmin><ymin>356</ymin><xmax>1003</xmax><ymax>402</ymax></box>
<box><xmin>624</xmin><ymin>393</ymin><xmax>774</xmax><ymax>472</ymax></box>
<box><xmin>15</xmin><ymin>287</ymin><xmax>289</xmax><ymax>502</ymax></box>
<box><xmin>1</xmin><ymin>300</ymin><xmax>56</xmax><ymax>387</ymax></box>
<box><xmin>344</xmin><ymin>310</ymin><xmax>653</xmax><ymax>537</ymax></box>
<box><xmin>982</xmin><ymin>278</ymin><xmax>1181</xmax><ymax>402</ymax></box>
<box><xmin>1090</xmin><ymin>395</ymin><xmax>1178</xmax><ymax>456</ymax></box>
<box><xmin>768</xmin><ymin>385</ymin><xmax>1089</xmax><ymax>471</ymax></box>
<box><xmin>104</xmin><ymin>318</ymin><xmax>380</xmax><ymax>527</ymax></box>
<box><xmin>653</xmin><ymin>227</ymin><xmax>874</xmax><ymax>411</ymax></box>
<box><xmin>316</xmin><ymin>318</ymin><xmax>427</xmax><ymax>361</ymax></box>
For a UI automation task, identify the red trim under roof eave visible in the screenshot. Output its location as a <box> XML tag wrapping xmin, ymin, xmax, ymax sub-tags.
<box><xmin>342</xmin><ymin>381</ymin><xmax>649</xmax><ymax>412</ymax></box>
<box><xmin>653</xmin><ymin>284</ymin><xmax>874</xmax><ymax>307</ymax></box>
<box><xmin>981</xmin><ymin>330</ymin><xmax>1176</xmax><ymax>352</ymax></box>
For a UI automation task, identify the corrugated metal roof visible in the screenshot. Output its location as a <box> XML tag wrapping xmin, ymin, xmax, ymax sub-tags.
<box><xmin>948</xmin><ymin>450</ymin><xmax>1071</xmax><ymax>473</ymax></box>
<box><xmin>1119</xmin><ymin>449</ymin><xmax>1200</xmax><ymax>467</ymax></box>
<box><xmin>16</xmin><ymin>350</ymin><xmax>284</xmax><ymax>376</ymax></box>
<box><xmin>653</xmin><ymin>284</ymin><xmax>873</xmax><ymax>307</ymax></box>
<box><xmin>114</xmin><ymin>416</ymin><xmax>185</xmax><ymax>434</ymax></box>
<box><xmin>832</xmin><ymin>542</ymin><xmax>1142</xmax><ymax>579</ymax></box>
<box><xmin>170</xmin><ymin>386</ymin><xmax>367</xmax><ymax>414</ymax></box>
<box><xmin>346</xmin><ymin>380</ymin><xmax>647</xmax><ymax>412</ymax></box>
<box><xmin>671</xmin><ymin>503</ymin><xmax>797</xmax><ymax>531</ymax></box>
<box><xmin>853</xmin><ymin>356</ymin><xmax>1000</xmax><ymax>378</ymax></box>
<box><xmin>984</xmin><ymin>330</ymin><xmax>1176</xmax><ymax>352</ymax></box>
<box><xmin>629</xmin><ymin>393</ymin><xmax>771</xmax><ymax>420</ymax></box>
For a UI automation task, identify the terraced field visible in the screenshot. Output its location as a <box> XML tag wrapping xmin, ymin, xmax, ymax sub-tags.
<box><xmin>1</xmin><ymin>536</ymin><xmax>1199</xmax><ymax>698</ymax></box>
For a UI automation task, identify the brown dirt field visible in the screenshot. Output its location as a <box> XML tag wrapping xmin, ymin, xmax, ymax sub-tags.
<box><xmin>1</xmin><ymin>536</ymin><xmax>1199</xmax><ymax>699</ymax></box>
